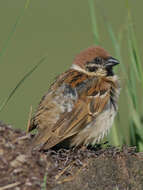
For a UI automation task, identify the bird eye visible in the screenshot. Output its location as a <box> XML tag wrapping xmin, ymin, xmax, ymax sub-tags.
<box><xmin>94</xmin><ymin>57</ymin><xmax>102</xmax><ymax>64</ymax></box>
<box><xmin>86</xmin><ymin>66</ymin><xmax>97</xmax><ymax>72</ymax></box>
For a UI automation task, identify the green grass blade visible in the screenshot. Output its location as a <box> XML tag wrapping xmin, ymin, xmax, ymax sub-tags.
<box><xmin>41</xmin><ymin>172</ymin><xmax>47</xmax><ymax>190</ymax></box>
<box><xmin>127</xmin><ymin>88</ymin><xmax>143</xmax><ymax>149</ymax></box>
<box><xmin>129</xmin><ymin>120</ymin><xmax>136</xmax><ymax>146</ymax></box>
<box><xmin>88</xmin><ymin>0</ymin><xmax>100</xmax><ymax>45</ymax></box>
<box><xmin>130</xmin><ymin>107</ymin><xmax>142</xmax><ymax>131</ymax></box>
<box><xmin>0</xmin><ymin>0</ymin><xmax>30</xmax><ymax>59</ymax></box>
<box><xmin>126</xmin><ymin>2</ymin><xmax>143</xmax><ymax>85</ymax></box>
<box><xmin>108</xmin><ymin>123</ymin><xmax>120</xmax><ymax>146</ymax></box>
<box><xmin>127</xmin><ymin>70</ymin><xmax>138</xmax><ymax>110</ymax></box>
<box><xmin>127</xmin><ymin>28</ymin><xmax>140</xmax><ymax>82</ymax></box>
<box><xmin>138</xmin><ymin>141</ymin><xmax>143</xmax><ymax>152</ymax></box>
<box><xmin>106</xmin><ymin>24</ymin><xmax>121</xmax><ymax>58</ymax></box>
<box><xmin>0</xmin><ymin>56</ymin><xmax>47</xmax><ymax>112</ymax></box>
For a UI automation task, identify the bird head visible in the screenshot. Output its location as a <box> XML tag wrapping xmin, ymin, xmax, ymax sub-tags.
<box><xmin>71</xmin><ymin>46</ymin><xmax>119</xmax><ymax>77</ymax></box>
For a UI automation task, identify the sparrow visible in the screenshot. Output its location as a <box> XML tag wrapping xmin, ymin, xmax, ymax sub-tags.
<box><xmin>28</xmin><ymin>46</ymin><xmax>120</xmax><ymax>150</ymax></box>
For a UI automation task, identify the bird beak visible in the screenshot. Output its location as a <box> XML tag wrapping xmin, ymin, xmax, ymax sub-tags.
<box><xmin>106</xmin><ymin>57</ymin><xmax>120</xmax><ymax>67</ymax></box>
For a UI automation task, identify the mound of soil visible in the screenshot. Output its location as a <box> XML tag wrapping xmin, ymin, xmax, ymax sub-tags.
<box><xmin>0</xmin><ymin>122</ymin><xmax>143</xmax><ymax>190</ymax></box>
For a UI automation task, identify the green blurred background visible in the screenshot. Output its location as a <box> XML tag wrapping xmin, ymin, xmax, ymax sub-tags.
<box><xmin>0</xmin><ymin>0</ymin><xmax>143</xmax><ymax>149</ymax></box>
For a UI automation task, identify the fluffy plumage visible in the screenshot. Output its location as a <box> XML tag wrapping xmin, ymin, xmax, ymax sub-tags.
<box><xmin>28</xmin><ymin>46</ymin><xmax>120</xmax><ymax>150</ymax></box>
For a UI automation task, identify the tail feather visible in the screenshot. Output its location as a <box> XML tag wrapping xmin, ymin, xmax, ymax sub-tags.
<box><xmin>31</xmin><ymin>131</ymin><xmax>63</xmax><ymax>150</ymax></box>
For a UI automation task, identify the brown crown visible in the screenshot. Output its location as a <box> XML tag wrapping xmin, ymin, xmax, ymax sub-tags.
<box><xmin>73</xmin><ymin>46</ymin><xmax>111</xmax><ymax>68</ymax></box>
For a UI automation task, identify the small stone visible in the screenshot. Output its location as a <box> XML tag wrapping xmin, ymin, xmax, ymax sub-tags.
<box><xmin>10</xmin><ymin>154</ymin><xmax>27</xmax><ymax>167</ymax></box>
<box><xmin>0</xmin><ymin>149</ymin><xmax>4</xmax><ymax>155</ymax></box>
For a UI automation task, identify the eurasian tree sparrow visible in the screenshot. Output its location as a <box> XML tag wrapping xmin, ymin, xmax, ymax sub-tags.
<box><xmin>28</xmin><ymin>46</ymin><xmax>120</xmax><ymax>150</ymax></box>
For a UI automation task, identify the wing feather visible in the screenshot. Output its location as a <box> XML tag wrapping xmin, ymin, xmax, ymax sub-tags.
<box><xmin>32</xmin><ymin>99</ymin><xmax>89</xmax><ymax>149</ymax></box>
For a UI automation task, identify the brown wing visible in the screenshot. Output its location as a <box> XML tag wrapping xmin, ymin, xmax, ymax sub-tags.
<box><xmin>32</xmin><ymin>99</ymin><xmax>89</xmax><ymax>149</ymax></box>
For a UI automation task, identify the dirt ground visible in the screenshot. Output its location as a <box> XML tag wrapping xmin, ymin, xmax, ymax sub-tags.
<box><xmin>0</xmin><ymin>122</ymin><xmax>143</xmax><ymax>190</ymax></box>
